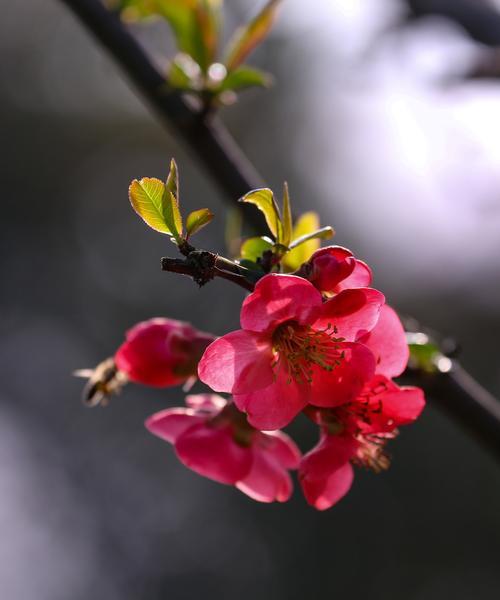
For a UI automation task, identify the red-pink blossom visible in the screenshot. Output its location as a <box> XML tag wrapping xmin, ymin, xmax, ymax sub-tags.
<box><xmin>302</xmin><ymin>246</ymin><xmax>372</xmax><ymax>295</ymax></box>
<box><xmin>115</xmin><ymin>318</ymin><xmax>215</xmax><ymax>387</ymax></box>
<box><xmin>198</xmin><ymin>273</ymin><xmax>385</xmax><ymax>430</ymax></box>
<box><xmin>145</xmin><ymin>394</ymin><xmax>301</xmax><ymax>502</ymax></box>
<box><xmin>299</xmin><ymin>375</ymin><xmax>425</xmax><ymax>510</ymax></box>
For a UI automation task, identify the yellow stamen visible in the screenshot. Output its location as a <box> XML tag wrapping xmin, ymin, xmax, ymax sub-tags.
<box><xmin>271</xmin><ymin>320</ymin><xmax>345</xmax><ymax>384</ymax></box>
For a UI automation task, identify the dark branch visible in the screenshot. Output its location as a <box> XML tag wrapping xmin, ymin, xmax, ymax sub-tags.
<box><xmin>405</xmin><ymin>0</ymin><xmax>500</xmax><ymax>81</ymax></box>
<box><xmin>406</xmin><ymin>0</ymin><xmax>500</xmax><ymax>47</ymax></box>
<box><xmin>161</xmin><ymin>254</ymin><xmax>255</xmax><ymax>291</ymax></box>
<box><xmin>61</xmin><ymin>0</ymin><xmax>500</xmax><ymax>460</ymax></box>
<box><xmin>404</xmin><ymin>363</ymin><xmax>500</xmax><ymax>459</ymax></box>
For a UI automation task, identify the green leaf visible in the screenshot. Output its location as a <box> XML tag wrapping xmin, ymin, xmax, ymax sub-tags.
<box><xmin>149</xmin><ymin>0</ymin><xmax>215</xmax><ymax>72</ymax></box>
<box><xmin>281</xmin><ymin>181</ymin><xmax>292</xmax><ymax>248</ymax></box>
<box><xmin>281</xmin><ymin>212</ymin><xmax>320</xmax><ymax>271</ymax></box>
<box><xmin>162</xmin><ymin>189</ymin><xmax>183</xmax><ymax>239</ymax></box>
<box><xmin>168</xmin><ymin>53</ymin><xmax>202</xmax><ymax>90</ymax></box>
<box><xmin>219</xmin><ymin>65</ymin><xmax>272</xmax><ymax>92</ymax></box>
<box><xmin>239</xmin><ymin>188</ymin><xmax>282</xmax><ymax>240</ymax></box>
<box><xmin>110</xmin><ymin>0</ymin><xmax>158</xmax><ymax>21</ymax></box>
<box><xmin>186</xmin><ymin>208</ymin><xmax>214</xmax><ymax>238</ymax></box>
<box><xmin>156</xmin><ymin>1</ymin><xmax>200</xmax><ymax>58</ymax></box>
<box><xmin>224</xmin><ymin>0</ymin><xmax>282</xmax><ymax>72</ymax></box>
<box><xmin>194</xmin><ymin>0</ymin><xmax>222</xmax><ymax>70</ymax></box>
<box><xmin>129</xmin><ymin>177</ymin><xmax>175</xmax><ymax>235</ymax></box>
<box><xmin>166</xmin><ymin>158</ymin><xmax>179</xmax><ymax>200</ymax></box>
<box><xmin>240</xmin><ymin>236</ymin><xmax>274</xmax><ymax>262</ymax></box>
<box><xmin>162</xmin><ymin>159</ymin><xmax>183</xmax><ymax>239</ymax></box>
<box><xmin>408</xmin><ymin>338</ymin><xmax>441</xmax><ymax>373</ymax></box>
<box><xmin>113</xmin><ymin>1</ymin><xmax>220</xmax><ymax>70</ymax></box>
<box><xmin>289</xmin><ymin>226</ymin><xmax>334</xmax><ymax>250</ymax></box>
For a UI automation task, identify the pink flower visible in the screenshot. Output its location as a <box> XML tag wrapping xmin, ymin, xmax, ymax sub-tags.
<box><xmin>145</xmin><ymin>394</ymin><xmax>301</xmax><ymax>503</ymax></box>
<box><xmin>198</xmin><ymin>273</ymin><xmax>385</xmax><ymax>430</ymax></box>
<box><xmin>115</xmin><ymin>318</ymin><xmax>215</xmax><ymax>387</ymax></box>
<box><xmin>302</xmin><ymin>246</ymin><xmax>372</xmax><ymax>295</ymax></box>
<box><xmin>299</xmin><ymin>375</ymin><xmax>425</xmax><ymax>510</ymax></box>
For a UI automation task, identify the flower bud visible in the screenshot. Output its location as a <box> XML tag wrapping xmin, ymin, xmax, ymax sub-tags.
<box><xmin>115</xmin><ymin>318</ymin><xmax>215</xmax><ymax>387</ymax></box>
<box><xmin>302</xmin><ymin>245</ymin><xmax>372</xmax><ymax>295</ymax></box>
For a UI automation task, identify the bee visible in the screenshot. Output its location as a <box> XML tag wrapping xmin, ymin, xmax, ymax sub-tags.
<box><xmin>74</xmin><ymin>357</ymin><xmax>128</xmax><ymax>407</ymax></box>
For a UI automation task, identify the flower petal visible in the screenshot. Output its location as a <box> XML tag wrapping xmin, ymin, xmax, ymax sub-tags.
<box><xmin>308</xmin><ymin>342</ymin><xmax>376</xmax><ymax>407</ymax></box>
<box><xmin>313</xmin><ymin>288</ymin><xmax>385</xmax><ymax>341</ymax></box>
<box><xmin>379</xmin><ymin>385</ymin><xmax>425</xmax><ymax>426</ymax></box>
<box><xmin>241</xmin><ymin>274</ymin><xmax>322</xmax><ymax>333</ymax></box>
<box><xmin>335</xmin><ymin>259</ymin><xmax>372</xmax><ymax>292</ymax></box>
<box><xmin>302</xmin><ymin>461</ymin><xmax>354</xmax><ymax>510</ymax></box>
<box><xmin>234</xmin><ymin>367</ymin><xmax>308</xmax><ymax>430</ymax></box>
<box><xmin>236</xmin><ymin>450</ymin><xmax>293</xmax><ymax>503</ymax></box>
<box><xmin>259</xmin><ymin>430</ymin><xmax>302</xmax><ymax>469</ymax></box>
<box><xmin>185</xmin><ymin>393</ymin><xmax>227</xmax><ymax>411</ymax></box>
<box><xmin>299</xmin><ymin>434</ymin><xmax>357</xmax><ymax>510</ymax></box>
<box><xmin>145</xmin><ymin>408</ymin><xmax>204</xmax><ymax>444</ymax></box>
<box><xmin>350</xmin><ymin>376</ymin><xmax>425</xmax><ymax>433</ymax></box>
<box><xmin>175</xmin><ymin>423</ymin><xmax>252</xmax><ymax>485</ymax></box>
<box><xmin>198</xmin><ymin>330</ymin><xmax>274</xmax><ymax>394</ymax></box>
<box><xmin>358</xmin><ymin>305</ymin><xmax>409</xmax><ymax>377</ymax></box>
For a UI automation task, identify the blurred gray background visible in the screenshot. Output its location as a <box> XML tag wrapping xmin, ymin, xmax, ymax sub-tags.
<box><xmin>1</xmin><ymin>1</ymin><xmax>500</xmax><ymax>599</ymax></box>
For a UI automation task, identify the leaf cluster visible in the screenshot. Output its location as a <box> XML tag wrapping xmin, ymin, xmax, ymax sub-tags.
<box><xmin>129</xmin><ymin>159</ymin><xmax>214</xmax><ymax>245</ymax></box>
<box><xmin>239</xmin><ymin>185</ymin><xmax>334</xmax><ymax>273</ymax></box>
<box><xmin>109</xmin><ymin>0</ymin><xmax>281</xmax><ymax>105</ymax></box>
<box><xmin>128</xmin><ymin>161</ymin><xmax>335</xmax><ymax>288</ymax></box>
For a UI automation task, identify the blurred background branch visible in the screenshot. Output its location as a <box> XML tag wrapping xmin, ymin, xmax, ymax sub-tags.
<box><xmin>404</xmin><ymin>363</ymin><xmax>500</xmax><ymax>457</ymax></box>
<box><xmin>406</xmin><ymin>0</ymin><xmax>500</xmax><ymax>46</ymax></box>
<box><xmin>406</xmin><ymin>0</ymin><xmax>500</xmax><ymax>78</ymax></box>
<box><xmin>60</xmin><ymin>0</ymin><xmax>500</xmax><ymax>460</ymax></box>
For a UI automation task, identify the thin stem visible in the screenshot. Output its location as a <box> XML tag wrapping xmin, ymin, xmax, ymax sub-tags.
<box><xmin>60</xmin><ymin>0</ymin><xmax>500</xmax><ymax>460</ymax></box>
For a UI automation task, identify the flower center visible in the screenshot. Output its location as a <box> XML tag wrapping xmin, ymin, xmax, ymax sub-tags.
<box><xmin>209</xmin><ymin>402</ymin><xmax>256</xmax><ymax>447</ymax></box>
<box><xmin>271</xmin><ymin>320</ymin><xmax>345</xmax><ymax>384</ymax></box>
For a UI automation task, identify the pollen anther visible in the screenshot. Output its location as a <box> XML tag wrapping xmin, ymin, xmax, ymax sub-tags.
<box><xmin>271</xmin><ymin>321</ymin><xmax>345</xmax><ymax>384</ymax></box>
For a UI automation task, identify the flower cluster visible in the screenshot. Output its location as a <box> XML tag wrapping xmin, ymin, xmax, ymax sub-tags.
<box><xmin>82</xmin><ymin>245</ymin><xmax>424</xmax><ymax>510</ymax></box>
<box><xmin>195</xmin><ymin>246</ymin><xmax>425</xmax><ymax>508</ymax></box>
